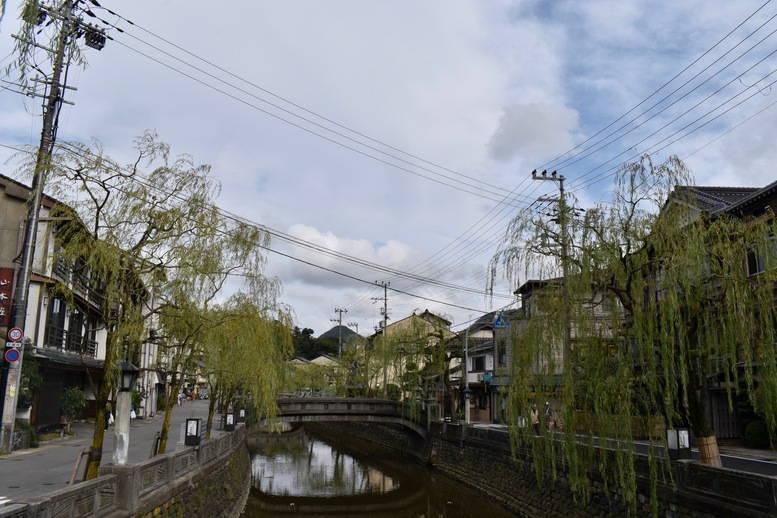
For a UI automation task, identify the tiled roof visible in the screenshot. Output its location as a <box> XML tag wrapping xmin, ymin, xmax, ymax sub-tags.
<box><xmin>677</xmin><ymin>180</ymin><xmax>777</xmax><ymax>216</ymax></box>
<box><xmin>676</xmin><ymin>185</ymin><xmax>760</xmax><ymax>213</ymax></box>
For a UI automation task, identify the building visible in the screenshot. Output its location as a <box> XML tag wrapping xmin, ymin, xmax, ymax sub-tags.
<box><xmin>0</xmin><ymin>173</ymin><xmax>163</xmax><ymax>431</ymax></box>
<box><xmin>0</xmin><ymin>174</ymin><xmax>109</xmax><ymax>431</ymax></box>
<box><xmin>368</xmin><ymin>309</ymin><xmax>454</xmax><ymax>403</ymax></box>
<box><xmin>665</xmin><ymin>181</ymin><xmax>777</xmax><ymax>441</ymax></box>
<box><xmin>457</xmin><ymin>310</ymin><xmax>518</xmax><ymax>424</ymax></box>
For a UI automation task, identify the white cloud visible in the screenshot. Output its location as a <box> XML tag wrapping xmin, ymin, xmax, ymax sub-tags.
<box><xmin>488</xmin><ymin>103</ymin><xmax>581</xmax><ymax>162</ymax></box>
<box><xmin>1</xmin><ymin>0</ymin><xmax>776</xmax><ymax>336</ymax></box>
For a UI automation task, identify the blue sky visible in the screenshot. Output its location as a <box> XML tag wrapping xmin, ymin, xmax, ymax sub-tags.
<box><xmin>1</xmin><ymin>1</ymin><xmax>776</xmax><ymax>336</ymax></box>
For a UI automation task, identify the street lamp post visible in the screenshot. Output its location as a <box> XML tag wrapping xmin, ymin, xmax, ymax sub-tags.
<box><xmin>463</xmin><ymin>387</ymin><xmax>472</xmax><ymax>424</ymax></box>
<box><xmin>113</xmin><ymin>361</ymin><xmax>139</xmax><ymax>465</ymax></box>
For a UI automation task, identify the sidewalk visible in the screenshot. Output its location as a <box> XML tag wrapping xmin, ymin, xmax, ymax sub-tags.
<box><xmin>0</xmin><ymin>399</ymin><xmax>218</xmax><ymax>505</ymax></box>
<box><xmin>469</xmin><ymin>421</ymin><xmax>777</xmax><ymax>463</ymax></box>
<box><xmin>716</xmin><ymin>443</ymin><xmax>777</xmax><ymax>462</ymax></box>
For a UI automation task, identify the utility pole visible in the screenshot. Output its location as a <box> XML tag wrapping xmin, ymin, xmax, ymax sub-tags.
<box><xmin>463</xmin><ymin>314</ymin><xmax>473</xmax><ymax>424</ymax></box>
<box><xmin>372</xmin><ymin>281</ymin><xmax>389</xmax><ymax>397</ymax></box>
<box><xmin>531</xmin><ymin>169</ymin><xmax>571</xmax><ymax>368</ymax></box>
<box><xmin>347</xmin><ymin>322</ymin><xmax>359</xmax><ymax>336</ymax></box>
<box><xmin>331</xmin><ymin>308</ymin><xmax>347</xmax><ymax>357</ymax></box>
<box><xmin>0</xmin><ymin>0</ymin><xmax>106</xmax><ymax>453</ymax></box>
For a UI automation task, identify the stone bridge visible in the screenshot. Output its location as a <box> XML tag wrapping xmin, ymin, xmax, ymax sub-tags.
<box><xmin>275</xmin><ymin>397</ymin><xmax>429</xmax><ymax>438</ymax></box>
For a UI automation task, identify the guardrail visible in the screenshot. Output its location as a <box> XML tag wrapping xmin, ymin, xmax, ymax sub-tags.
<box><xmin>0</xmin><ymin>425</ymin><xmax>246</xmax><ymax>518</ymax></box>
<box><xmin>276</xmin><ymin>397</ymin><xmax>429</xmax><ymax>437</ymax></box>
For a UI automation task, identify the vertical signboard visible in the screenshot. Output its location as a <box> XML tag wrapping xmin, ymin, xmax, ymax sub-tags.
<box><xmin>0</xmin><ymin>268</ymin><xmax>13</xmax><ymax>328</ymax></box>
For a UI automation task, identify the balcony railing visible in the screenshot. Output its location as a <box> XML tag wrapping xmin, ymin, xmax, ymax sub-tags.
<box><xmin>45</xmin><ymin>326</ymin><xmax>97</xmax><ymax>357</ymax></box>
<box><xmin>44</xmin><ymin>325</ymin><xmax>66</xmax><ymax>350</ymax></box>
<box><xmin>66</xmin><ymin>331</ymin><xmax>98</xmax><ymax>358</ymax></box>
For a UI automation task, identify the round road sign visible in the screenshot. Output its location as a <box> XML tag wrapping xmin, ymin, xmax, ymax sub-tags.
<box><xmin>8</xmin><ymin>327</ymin><xmax>23</xmax><ymax>342</ymax></box>
<box><xmin>5</xmin><ymin>348</ymin><xmax>20</xmax><ymax>363</ymax></box>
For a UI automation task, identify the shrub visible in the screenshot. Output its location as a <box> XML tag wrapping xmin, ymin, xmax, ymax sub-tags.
<box><xmin>744</xmin><ymin>420</ymin><xmax>771</xmax><ymax>449</ymax></box>
<box><xmin>14</xmin><ymin>420</ymin><xmax>39</xmax><ymax>448</ymax></box>
<box><xmin>386</xmin><ymin>384</ymin><xmax>401</xmax><ymax>401</ymax></box>
<box><xmin>60</xmin><ymin>387</ymin><xmax>87</xmax><ymax>432</ymax></box>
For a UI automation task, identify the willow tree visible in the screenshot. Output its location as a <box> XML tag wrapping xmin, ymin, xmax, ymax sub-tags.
<box><xmin>200</xmin><ymin>293</ymin><xmax>292</xmax><ymax>437</ymax></box>
<box><xmin>490</xmin><ymin>155</ymin><xmax>777</xmax><ymax>513</ymax></box>
<box><xmin>29</xmin><ymin>131</ymin><xmax>283</xmax><ymax>477</ymax></box>
<box><xmin>365</xmin><ymin>311</ymin><xmax>457</xmax><ymax>418</ymax></box>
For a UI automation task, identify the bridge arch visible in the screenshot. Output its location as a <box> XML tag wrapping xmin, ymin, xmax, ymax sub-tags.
<box><xmin>275</xmin><ymin>397</ymin><xmax>429</xmax><ymax>440</ymax></box>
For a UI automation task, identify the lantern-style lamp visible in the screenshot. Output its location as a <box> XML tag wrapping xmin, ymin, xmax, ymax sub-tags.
<box><xmin>119</xmin><ymin>361</ymin><xmax>139</xmax><ymax>392</ymax></box>
<box><xmin>463</xmin><ymin>387</ymin><xmax>472</xmax><ymax>424</ymax></box>
<box><xmin>185</xmin><ymin>418</ymin><xmax>202</xmax><ymax>446</ymax></box>
<box><xmin>667</xmin><ymin>428</ymin><xmax>692</xmax><ymax>460</ymax></box>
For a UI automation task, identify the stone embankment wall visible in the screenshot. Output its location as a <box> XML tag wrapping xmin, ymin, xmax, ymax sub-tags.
<box><xmin>0</xmin><ymin>425</ymin><xmax>250</xmax><ymax>518</ymax></box>
<box><xmin>310</xmin><ymin>421</ymin><xmax>777</xmax><ymax>518</ymax></box>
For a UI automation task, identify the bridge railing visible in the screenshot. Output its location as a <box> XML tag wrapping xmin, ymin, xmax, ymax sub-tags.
<box><xmin>276</xmin><ymin>397</ymin><xmax>430</xmax><ymax>434</ymax></box>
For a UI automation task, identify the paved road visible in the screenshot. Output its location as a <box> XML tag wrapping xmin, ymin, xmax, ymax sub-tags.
<box><xmin>0</xmin><ymin>399</ymin><xmax>217</xmax><ymax>505</ymax></box>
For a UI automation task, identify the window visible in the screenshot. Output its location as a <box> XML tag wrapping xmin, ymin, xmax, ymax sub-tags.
<box><xmin>472</xmin><ymin>356</ymin><xmax>485</xmax><ymax>372</ymax></box>
<box><xmin>747</xmin><ymin>248</ymin><xmax>766</xmax><ymax>277</ymax></box>
<box><xmin>497</xmin><ymin>339</ymin><xmax>507</xmax><ymax>366</ymax></box>
<box><xmin>746</xmin><ymin>236</ymin><xmax>777</xmax><ymax>277</ymax></box>
<box><xmin>44</xmin><ymin>297</ymin><xmax>67</xmax><ymax>349</ymax></box>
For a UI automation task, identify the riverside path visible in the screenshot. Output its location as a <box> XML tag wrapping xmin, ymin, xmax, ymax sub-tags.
<box><xmin>0</xmin><ymin>398</ymin><xmax>215</xmax><ymax>505</ymax></box>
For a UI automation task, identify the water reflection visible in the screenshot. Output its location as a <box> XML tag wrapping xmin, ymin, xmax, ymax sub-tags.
<box><xmin>251</xmin><ymin>427</ymin><xmax>399</xmax><ymax>496</ymax></box>
<box><xmin>244</xmin><ymin>425</ymin><xmax>518</xmax><ymax>518</ymax></box>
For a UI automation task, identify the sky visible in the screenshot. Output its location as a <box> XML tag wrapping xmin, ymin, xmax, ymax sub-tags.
<box><xmin>1</xmin><ymin>1</ymin><xmax>776</xmax><ymax>338</ymax></box>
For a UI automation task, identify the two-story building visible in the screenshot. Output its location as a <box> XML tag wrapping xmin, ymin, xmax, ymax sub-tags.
<box><xmin>665</xmin><ymin>181</ymin><xmax>777</xmax><ymax>441</ymax></box>
<box><xmin>0</xmin><ymin>174</ymin><xmax>163</xmax><ymax>431</ymax></box>
<box><xmin>0</xmin><ymin>174</ymin><xmax>109</xmax><ymax>430</ymax></box>
<box><xmin>368</xmin><ymin>309</ymin><xmax>454</xmax><ymax>404</ymax></box>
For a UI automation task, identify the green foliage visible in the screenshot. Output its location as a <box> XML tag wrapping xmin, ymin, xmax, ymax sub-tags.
<box><xmin>14</xmin><ymin>420</ymin><xmax>40</xmax><ymax>448</ymax></box>
<box><xmin>201</xmin><ymin>293</ymin><xmax>293</xmax><ymax>425</ymax></box>
<box><xmin>491</xmin><ymin>155</ymin><xmax>777</xmax><ymax>515</ymax></box>
<box><xmin>17</xmin><ymin>340</ymin><xmax>42</xmax><ymax>408</ymax></box>
<box><xmin>60</xmin><ymin>387</ymin><xmax>87</xmax><ymax>431</ymax></box>
<box><xmin>385</xmin><ymin>384</ymin><xmax>401</xmax><ymax>401</ymax></box>
<box><xmin>25</xmin><ymin>131</ymin><xmax>290</xmax><ymax>472</ymax></box>
<box><xmin>131</xmin><ymin>390</ymin><xmax>143</xmax><ymax>410</ymax></box>
<box><xmin>292</xmin><ymin>326</ymin><xmax>339</xmax><ymax>359</ymax></box>
<box><xmin>744</xmin><ymin>421</ymin><xmax>771</xmax><ymax>449</ymax></box>
<box><xmin>9</xmin><ymin>1</ymin><xmax>89</xmax><ymax>90</ymax></box>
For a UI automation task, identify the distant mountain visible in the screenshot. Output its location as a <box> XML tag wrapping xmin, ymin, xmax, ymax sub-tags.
<box><xmin>317</xmin><ymin>325</ymin><xmax>360</xmax><ymax>340</ymax></box>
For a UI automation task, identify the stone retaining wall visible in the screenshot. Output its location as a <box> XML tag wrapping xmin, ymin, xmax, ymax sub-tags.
<box><xmin>309</xmin><ymin>421</ymin><xmax>777</xmax><ymax>518</ymax></box>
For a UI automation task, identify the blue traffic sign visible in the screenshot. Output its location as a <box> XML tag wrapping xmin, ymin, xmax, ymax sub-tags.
<box><xmin>5</xmin><ymin>348</ymin><xmax>20</xmax><ymax>363</ymax></box>
<box><xmin>494</xmin><ymin>310</ymin><xmax>510</xmax><ymax>329</ymax></box>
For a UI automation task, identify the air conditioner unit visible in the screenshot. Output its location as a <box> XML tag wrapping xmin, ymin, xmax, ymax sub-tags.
<box><xmin>476</xmin><ymin>373</ymin><xmax>484</xmax><ymax>382</ymax></box>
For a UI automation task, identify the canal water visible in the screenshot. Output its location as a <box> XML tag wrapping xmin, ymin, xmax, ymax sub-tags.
<box><xmin>242</xmin><ymin>425</ymin><xmax>518</xmax><ymax>517</ymax></box>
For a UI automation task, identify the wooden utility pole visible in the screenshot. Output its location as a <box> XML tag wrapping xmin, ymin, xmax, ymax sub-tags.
<box><xmin>531</xmin><ymin>169</ymin><xmax>571</xmax><ymax>366</ymax></box>
<box><xmin>331</xmin><ymin>308</ymin><xmax>347</xmax><ymax>357</ymax></box>
<box><xmin>0</xmin><ymin>0</ymin><xmax>106</xmax><ymax>453</ymax></box>
<box><xmin>372</xmin><ymin>281</ymin><xmax>389</xmax><ymax>396</ymax></box>
<box><xmin>0</xmin><ymin>0</ymin><xmax>75</xmax><ymax>453</ymax></box>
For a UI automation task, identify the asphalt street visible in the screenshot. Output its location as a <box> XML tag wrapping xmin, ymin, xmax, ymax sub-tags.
<box><xmin>0</xmin><ymin>398</ymin><xmax>216</xmax><ymax>505</ymax></box>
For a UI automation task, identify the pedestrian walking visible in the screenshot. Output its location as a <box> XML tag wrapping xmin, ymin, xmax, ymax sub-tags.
<box><xmin>105</xmin><ymin>401</ymin><xmax>113</xmax><ymax>430</ymax></box>
<box><xmin>531</xmin><ymin>404</ymin><xmax>540</xmax><ymax>435</ymax></box>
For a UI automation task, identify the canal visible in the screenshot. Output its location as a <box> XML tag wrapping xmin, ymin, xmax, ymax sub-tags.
<box><xmin>242</xmin><ymin>424</ymin><xmax>518</xmax><ymax>517</ymax></box>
